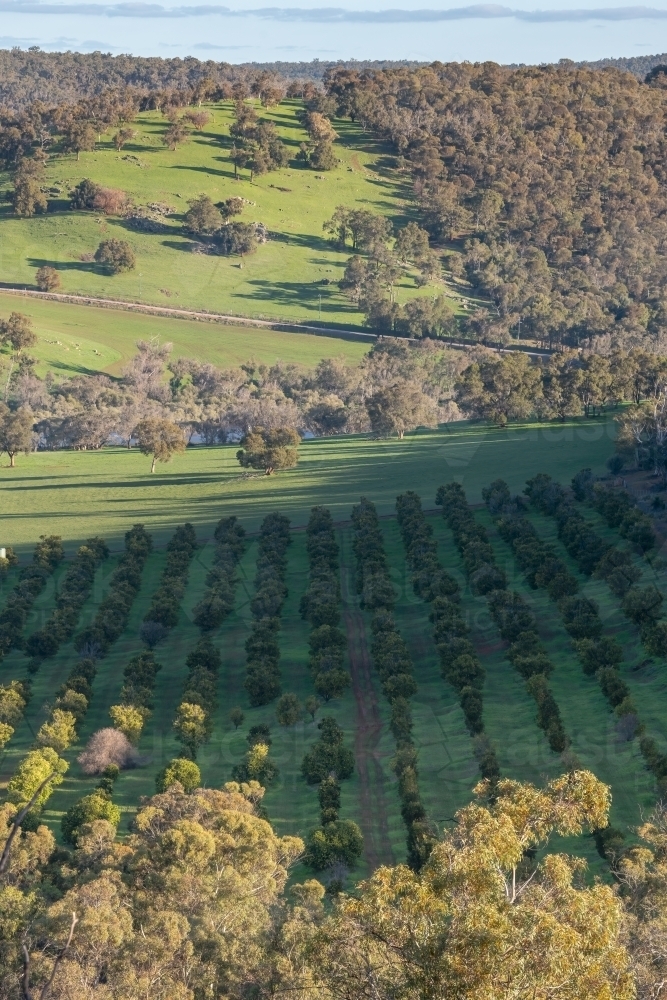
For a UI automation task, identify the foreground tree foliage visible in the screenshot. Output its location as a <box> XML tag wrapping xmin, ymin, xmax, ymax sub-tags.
<box><xmin>317</xmin><ymin>771</ymin><xmax>632</xmax><ymax>1000</ymax></box>
<box><xmin>0</xmin><ymin>768</ymin><xmax>652</xmax><ymax>998</ymax></box>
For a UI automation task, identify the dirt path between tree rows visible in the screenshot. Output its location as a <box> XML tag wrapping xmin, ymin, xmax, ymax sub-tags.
<box><xmin>339</xmin><ymin>530</ymin><xmax>394</xmax><ymax>870</ymax></box>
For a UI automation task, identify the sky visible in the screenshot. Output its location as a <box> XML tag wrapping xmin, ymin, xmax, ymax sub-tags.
<box><xmin>3</xmin><ymin>0</ymin><xmax>667</xmax><ymax>63</ymax></box>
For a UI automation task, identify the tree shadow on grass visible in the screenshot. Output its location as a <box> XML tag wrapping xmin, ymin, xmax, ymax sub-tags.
<box><xmin>233</xmin><ymin>279</ymin><xmax>335</xmax><ymax>308</ymax></box>
<box><xmin>161</xmin><ymin>239</ymin><xmax>222</xmax><ymax>256</ymax></box>
<box><xmin>267</xmin><ymin>230</ymin><xmax>336</xmax><ymax>254</ymax></box>
<box><xmin>26</xmin><ymin>258</ymin><xmax>100</xmax><ymax>275</ymax></box>
<box><xmin>170</xmin><ymin>164</ymin><xmax>229</xmax><ymax>178</ymax></box>
<box><xmin>1</xmin><ymin>471</ymin><xmax>226</xmax><ymax>492</ymax></box>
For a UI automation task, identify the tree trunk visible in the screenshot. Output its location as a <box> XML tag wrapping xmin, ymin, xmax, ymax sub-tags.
<box><xmin>9</xmin><ymin>453</ymin><xmax>15</xmax><ymax>467</ymax></box>
<box><xmin>151</xmin><ymin>455</ymin><xmax>157</xmax><ymax>473</ymax></box>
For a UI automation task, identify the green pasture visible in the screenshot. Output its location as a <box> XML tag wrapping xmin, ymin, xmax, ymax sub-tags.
<box><xmin>0</xmin><ymin>291</ymin><xmax>371</xmax><ymax>380</ymax></box>
<box><xmin>0</xmin><ymin>101</ymin><xmax>447</xmax><ymax>326</ymax></box>
<box><xmin>0</xmin><ymin>417</ymin><xmax>616</xmax><ymax>552</ymax></box>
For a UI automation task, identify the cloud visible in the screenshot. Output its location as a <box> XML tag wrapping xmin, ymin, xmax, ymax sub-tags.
<box><xmin>4</xmin><ymin>0</ymin><xmax>667</xmax><ymax>22</ymax></box>
<box><xmin>192</xmin><ymin>41</ymin><xmax>252</xmax><ymax>47</ymax></box>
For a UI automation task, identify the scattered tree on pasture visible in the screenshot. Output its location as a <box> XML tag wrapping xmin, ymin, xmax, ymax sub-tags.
<box><xmin>220</xmin><ymin>196</ymin><xmax>244</xmax><ymax>219</ymax></box>
<box><xmin>94</xmin><ymin>238</ymin><xmax>136</xmax><ymax>274</ymax></box>
<box><xmin>35</xmin><ymin>265</ymin><xmax>61</xmax><ymax>291</ymax></box>
<box><xmin>0</xmin><ymin>404</ymin><xmax>33</xmax><ymax>466</ymax></box>
<box><xmin>70</xmin><ymin>177</ymin><xmax>100</xmax><ymax>210</ymax></box>
<box><xmin>62</xmin><ymin>120</ymin><xmax>97</xmax><ymax>159</ymax></box>
<box><xmin>113</xmin><ymin>127</ymin><xmax>137</xmax><ymax>150</ymax></box>
<box><xmin>162</xmin><ymin>120</ymin><xmax>189</xmax><ymax>150</ymax></box>
<box><xmin>236</xmin><ymin>426</ymin><xmax>300</xmax><ymax>474</ymax></box>
<box><xmin>184</xmin><ymin>111</ymin><xmax>211</xmax><ymax>131</ymax></box>
<box><xmin>92</xmin><ymin>186</ymin><xmax>130</xmax><ymax>216</ymax></box>
<box><xmin>12</xmin><ymin>156</ymin><xmax>47</xmax><ymax>217</ymax></box>
<box><xmin>230</xmin><ymin>143</ymin><xmax>248</xmax><ymax>179</ymax></box>
<box><xmin>217</xmin><ymin>221</ymin><xmax>257</xmax><ymax>256</ymax></box>
<box><xmin>0</xmin><ymin>312</ymin><xmax>37</xmax><ymax>355</ymax></box>
<box><xmin>184</xmin><ymin>193</ymin><xmax>223</xmax><ymax>235</ymax></box>
<box><xmin>366</xmin><ymin>382</ymin><xmax>437</xmax><ymax>439</ymax></box>
<box><xmin>134</xmin><ymin>417</ymin><xmax>185</xmax><ymax>473</ymax></box>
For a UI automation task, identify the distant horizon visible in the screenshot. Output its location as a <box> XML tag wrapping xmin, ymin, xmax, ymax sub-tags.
<box><xmin>3</xmin><ymin>0</ymin><xmax>667</xmax><ymax>63</ymax></box>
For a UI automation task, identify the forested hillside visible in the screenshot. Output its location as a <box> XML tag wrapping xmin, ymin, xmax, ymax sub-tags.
<box><xmin>325</xmin><ymin>61</ymin><xmax>667</xmax><ymax>351</ymax></box>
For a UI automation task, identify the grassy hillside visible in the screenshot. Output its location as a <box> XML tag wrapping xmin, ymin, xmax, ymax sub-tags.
<box><xmin>0</xmin><ymin>417</ymin><xmax>615</xmax><ymax>551</ymax></box>
<box><xmin>0</xmin><ymin>290</ymin><xmax>371</xmax><ymax>380</ymax></box>
<box><xmin>0</xmin><ymin>101</ymin><xmax>451</xmax><ymax>327</ymax></box>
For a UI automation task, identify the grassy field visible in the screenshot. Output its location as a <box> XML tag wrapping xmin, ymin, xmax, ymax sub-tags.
<box><xmin>0</xmin><ymin>101</ymin><xmax>452</xmax><ymax>327</ymax></box>
<box><xmin>0</xmin><ymin>291</ymin><xmax>371</xmax><ymax>380</ymax></box>
<box><xmin>0</xmin><ymin>416</ymin><xmax>616</xmax><ymax>552</ymax></box>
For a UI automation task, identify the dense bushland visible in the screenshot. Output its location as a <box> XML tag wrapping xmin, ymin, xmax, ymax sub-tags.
<box><xmin>2</xmin><ymin>765</ymin><xmax>662</xmax><ymax>999</ymax></box>
<box><xmin>326</xmin><ymin>63</ymin><xmax>667</xmax><ymax>352</ymax></box>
